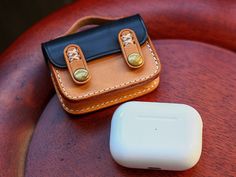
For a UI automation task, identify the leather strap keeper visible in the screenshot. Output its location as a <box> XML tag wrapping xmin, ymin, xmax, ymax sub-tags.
<box><xmin>42</xmin><ymin>14</ymin><xmax>161</xmax><ymax>114</ymax></box>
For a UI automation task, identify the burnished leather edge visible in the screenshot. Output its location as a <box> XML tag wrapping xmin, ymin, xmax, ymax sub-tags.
<box><xmin>52</xmin><ymin>76</ymin><xmax>160</xmax><ymax>114</ymax></box>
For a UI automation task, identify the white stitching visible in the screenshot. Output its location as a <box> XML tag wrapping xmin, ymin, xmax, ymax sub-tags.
<box><xmin>54</xmin><ymin>41</ymin><xmax>159</xmax><ymax>99</ymax></box>
<box><xmin>57</xmin><ymin>80</ymin><xmax>157</xmax><ymax>113</ymax></box>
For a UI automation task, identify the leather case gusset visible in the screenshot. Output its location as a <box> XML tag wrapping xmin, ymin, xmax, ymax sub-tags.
<box><xmin>42</xmin><ymin>14</ymin><xmax>147</xmax><ymax>68</ymax></box>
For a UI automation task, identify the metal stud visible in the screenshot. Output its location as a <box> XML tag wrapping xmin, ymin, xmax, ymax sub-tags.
<box><xmin>73</xmin><ymin>68</ymin><xmax>89</xmax><ymax>82</ymax></box>
<box><xmin>127</xmin><ymin>53</ymin><xmax>143</xmax><ymax>67</ymax></box>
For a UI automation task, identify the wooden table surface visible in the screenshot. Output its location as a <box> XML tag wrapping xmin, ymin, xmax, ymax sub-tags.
<box><xmin>26</xmin><ymin>40</ymin><xmax>236</xmax><ymax>177</ymax></box>
<box><xmin>0</xmin><ymin>0</ymin><xmax>235</xmax><ymax>177</ymax></box>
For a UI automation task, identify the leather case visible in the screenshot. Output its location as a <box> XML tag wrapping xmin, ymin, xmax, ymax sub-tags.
<box><xmin>42</xmin><ymin>14</ymin><xmax>161</xmax><ymax>114</ymax></box>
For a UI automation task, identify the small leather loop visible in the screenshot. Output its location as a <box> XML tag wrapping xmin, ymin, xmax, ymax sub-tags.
<box><xmin>65</xmin><ymin>16</ymin><xmax>120</xmax><ymax>35</ymax></box>
<box><xmin>64</xmin><ymin>44</ymin><xmax>91</xmax><ymax>84</ymax></box>
<box><xmin>63</xmin><ymin>16</ymin><xmax>122</xmax><ymax>84</ymax></box>
<box><xmin>118</xmin><ymin>29</ymin><xmax>144</xmax><ymax>68</ymax></box>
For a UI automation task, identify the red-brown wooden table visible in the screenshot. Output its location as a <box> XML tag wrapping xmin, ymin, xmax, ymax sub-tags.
<box><xmin>0</xmin><ymin>0</ymin><xmax>235</xmax><ymax>176</ymax></box>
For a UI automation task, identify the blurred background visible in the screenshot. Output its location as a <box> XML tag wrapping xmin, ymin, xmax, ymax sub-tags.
<box><xmin>0</xmin><ymin>0</ymin><xmax>74</xmax><ymax>53</ymax></box>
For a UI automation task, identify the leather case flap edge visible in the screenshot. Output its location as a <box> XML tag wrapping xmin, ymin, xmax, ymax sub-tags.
<box><xmin>41</xmin><ymin>14</ymin><xmax>148</xmax><ymax>68</ymax></box>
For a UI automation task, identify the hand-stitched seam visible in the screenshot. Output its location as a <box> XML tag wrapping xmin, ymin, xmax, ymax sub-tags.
<box><xmin>54</xmin><ymin>41</ymin><xmax>159</xmax><ymax>99</ymax></box>
<box><xmin>58</xmin><ymin>80</ymin><xmax>157</xmax><ymax>113</ymax></box>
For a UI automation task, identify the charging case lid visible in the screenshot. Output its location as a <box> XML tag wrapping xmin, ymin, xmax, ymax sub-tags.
<box><xmin>109</xmin><ymin>101</ymin><xmax>203</xmax><ymax>171</ymax></box>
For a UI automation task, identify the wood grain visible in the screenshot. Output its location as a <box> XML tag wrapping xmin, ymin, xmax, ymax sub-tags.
<box><xmin>25</xmin><ymin>40</ymin><xmax>236</xmax><ymax>177</ymax></box>
<box><xmin>0</xmin><ymin>0</ymin><xmax>235</xmax><ymax>176</ymax></box>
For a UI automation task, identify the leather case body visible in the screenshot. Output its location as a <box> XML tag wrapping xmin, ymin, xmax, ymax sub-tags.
<box><xmin>42</xmin><ymin>14</ymin><xmax>161</xmax><ymax>114</ymax></box>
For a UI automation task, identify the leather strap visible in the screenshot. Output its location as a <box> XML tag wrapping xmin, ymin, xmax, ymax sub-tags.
<box><xmin>65</xmin><ymin>16</ymin><xmax>120</xmax><ymax>35</ymax></box>
<box><xmin>65</xmin><ymin>16</ymin><xmax>144</xmax><ymax>69</ymax></box>
<box><xmin>118</xmin><ymin>29</ymin><xmax>144</xmax><ymax>68</ymax></box>
<box><xmin>64</xmin><ymin>16</ymin><xmax>120</xmax><ymax>84</ymax></box>
<box><xmin>63</xmin><ymin>15</ymin><xmax>143</xmax><ymax>84</ymax></box>
<box><xmin>64</xmin><ymin>44</ymin><xmax>91</xmax><ymax>84</ymax></box>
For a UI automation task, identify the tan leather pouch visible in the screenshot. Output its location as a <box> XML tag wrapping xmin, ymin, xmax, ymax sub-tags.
<box><xmin>42</xmin><ymin>14</ymin><xmax>161</xmax><ymax>114</ymax></box>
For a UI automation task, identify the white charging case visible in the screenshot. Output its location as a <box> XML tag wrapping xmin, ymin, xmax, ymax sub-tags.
<box><xmin>109</xmin><ymin>101</ymin><xmax>203</xmax><ymax>171</ymax></box>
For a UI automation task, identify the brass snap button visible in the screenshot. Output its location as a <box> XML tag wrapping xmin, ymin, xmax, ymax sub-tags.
<box><xmin>73</xmin><ymin>68</ymin><xmax>89</xmax><ymax>82</ymax></box>
<box><xmin>128</xmin><ymin>53</ymin><xmax>143</xmax><ymax>67</ymax></box>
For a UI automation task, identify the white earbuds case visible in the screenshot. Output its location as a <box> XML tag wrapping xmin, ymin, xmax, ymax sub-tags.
<box><xmin>109</xmin><ymin>101</ymin><xmax>203</xmax><ymax>171</ymax></box>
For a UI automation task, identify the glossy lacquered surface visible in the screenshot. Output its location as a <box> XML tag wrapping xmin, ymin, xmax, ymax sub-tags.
<box><xmin>23</xmin><ymin>40</ymin><xmax>236</xmax><ymax>177</ymax></box>
<box><xmin>0</xmin><ymin>0</ymin><xmax>235</xmax><ymax>177</ymax></box>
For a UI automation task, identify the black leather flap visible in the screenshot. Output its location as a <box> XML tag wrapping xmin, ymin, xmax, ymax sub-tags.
<box><xmin>42</xmin><ymin>14</ymin><xmax>148</xmax><ymax>68</ymax></box>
